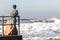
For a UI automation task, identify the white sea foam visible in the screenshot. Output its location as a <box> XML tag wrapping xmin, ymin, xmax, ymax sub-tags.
<box><xmin>20</xmin><ymin>18</ymin><xmax>60</xmax><ymax>38</ymax></box>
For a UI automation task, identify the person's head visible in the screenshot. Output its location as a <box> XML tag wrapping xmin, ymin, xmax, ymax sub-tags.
<box><xmin>13</xmin><ymin>5</ymin><xmax>17</xmax><ymax>9</ymax></box>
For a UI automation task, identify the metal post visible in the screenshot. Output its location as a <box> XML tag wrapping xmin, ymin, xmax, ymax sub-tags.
<box><xmin>2</xmin><ymin>16</ymin><xmax>4</xmax><ymax>36</ymax></box>
<box><xmin>18</xmin><ymin>16</ymin><xmax>20</xmax><ymax>35</ymax></box>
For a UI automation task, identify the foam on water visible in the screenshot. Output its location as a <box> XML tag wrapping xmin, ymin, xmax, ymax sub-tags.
<box><xmin>20</xmin><ymin>22</ymin><xmax>60</xmax><ymax>38</ymax></box>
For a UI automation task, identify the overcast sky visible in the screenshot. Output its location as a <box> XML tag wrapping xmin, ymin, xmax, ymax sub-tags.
<box><xmin>0</xmin><ymin>0</ymin><xmax>60</xmax><ymax>19</ymax></box>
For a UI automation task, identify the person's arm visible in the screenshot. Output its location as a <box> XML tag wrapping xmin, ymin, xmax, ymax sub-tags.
<box><xmin>16</xmin><ymin>10</ymin><xmax>19</xmax><ymax>16</ymax></box>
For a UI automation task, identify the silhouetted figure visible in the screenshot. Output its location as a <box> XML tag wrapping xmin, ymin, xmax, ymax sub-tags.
<box><xmin>4</xmin><ymin>5</ymin><xmax>18</xmax><ymax>35</ymax></box>
<box><xmin>10</xmin><ymin>5</ymin><xmax>18</xmax><ymax>35</ymax></box>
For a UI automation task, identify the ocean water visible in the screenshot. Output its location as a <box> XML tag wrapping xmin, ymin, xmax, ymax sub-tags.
<box><xmin>20</xmin><ymin>22</ymin><xmax>60</xmax><ymax>38</ymax></box>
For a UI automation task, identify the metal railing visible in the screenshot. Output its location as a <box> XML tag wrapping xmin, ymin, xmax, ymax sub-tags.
<box><xmin>0</xmin><ymin>16</ymin><xmax>20</xmax><ymax>36</ymax></box>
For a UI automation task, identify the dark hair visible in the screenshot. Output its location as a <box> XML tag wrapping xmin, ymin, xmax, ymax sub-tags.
<box><xmin>13</xmin><ymin>5</ymin><xmax>16</xmax><ymax>9</ymax></box>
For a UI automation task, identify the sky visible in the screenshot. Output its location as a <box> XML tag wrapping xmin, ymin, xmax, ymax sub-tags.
<box><xmin>0</xmin><ymin>0</ymin><xmax>60</xmax><ymax>19</ymax></box>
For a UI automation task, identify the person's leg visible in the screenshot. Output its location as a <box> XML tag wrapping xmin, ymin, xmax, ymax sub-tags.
<box><xmin>14</xmin><ymin>18</ymin><xmax>18</xmax><ymax>35</ymax></box>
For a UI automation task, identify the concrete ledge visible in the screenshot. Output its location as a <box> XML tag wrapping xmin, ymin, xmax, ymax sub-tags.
<box><xmin>0</xmin><ymin>35</ymin><xmax>22</xmax><ymax>40</ymax></box>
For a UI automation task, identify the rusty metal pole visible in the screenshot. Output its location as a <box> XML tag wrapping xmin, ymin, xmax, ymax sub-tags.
<box><xmin>2</xmin><ymin>16</ymin><xmax>4</xmax><ymax>36</ymax></box>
